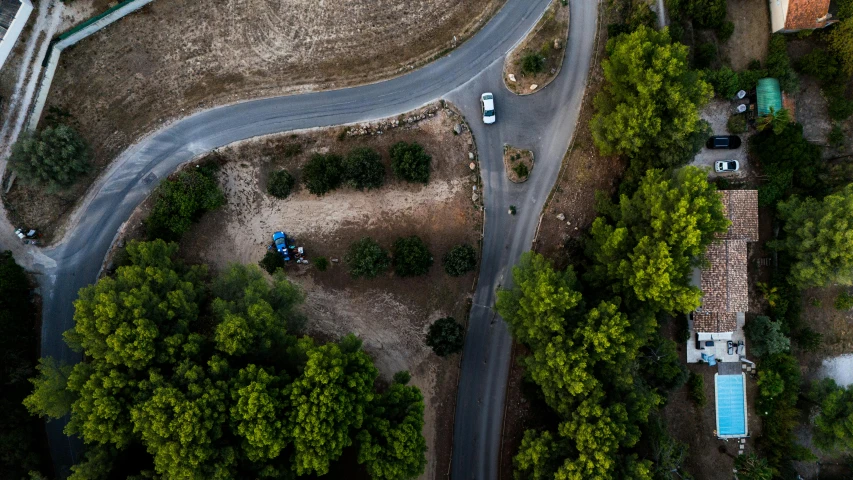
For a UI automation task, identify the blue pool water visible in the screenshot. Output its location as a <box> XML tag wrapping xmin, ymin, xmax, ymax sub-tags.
<box><xmin>716</xmin><ymin>374</ymin><xmax>746</xmax><ymax>437</ymax></box>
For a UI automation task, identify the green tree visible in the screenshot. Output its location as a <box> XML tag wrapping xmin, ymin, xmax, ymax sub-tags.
<box><xmin>687</xmin><ymin>372</ymin><xmax>705</xmax><ymax>407</ymax></box>
<box><xmin>743</xmin><ymin>316</ymin><xmax>790</xmax><ymax>357</ymax></box>
<box><xmin>749</xmin><ymin>122</ymin><xmax>823</xmax><ymax>207</ymax></box>
<box><xmin>230</xmin><ymin>364</ymin><xmax>290</xmax><ymax>461</ymax></box>
<box><xmin>809</xmin><ymin>378</ymin><xmax>853</xmax><ymax>452</ymax></box>
<box><xmin>425</xmin><ymin>317</ymin><xmax>465</xmax><ymax>357</ymax></box>
<box><xmin>9</xmin><ymin>124</ymin><xmax>91</xmax><ymax>192</ymax></box>
<box><xmin>288</xmin><ymin>335</ymin><xmax>378</xmax><ymax>475</ymax></box>
<box><xmin>591</xmin><ymin>26</ymin><xmax>713</xmax><ymax>161</ymax></box>
<box><xmin>513</xmin><ymin>430</ymin><xmax>560</xmax><ymax>479</ymax></box>
<box><xmin>706</xmin><ymin>66</ymin><xmax>740</xmax><ymax>98</ymax></box>
<box><xmin>777</xmin><ymin>184</ymin><xmax>853</xmax><ymax>287</ymax></box>
<box><xmin>343</xmin><ymin>147</ymin><xmax>385</xmax><ymax>190</ymax></box>
<box><xmin>587</xmin><ymin>167</ymin><xmax>728</xmax><ymax>314</ymax></box>
<box><xmin>302</xmin><ymin>153</ymin><xmax>343</xmax><ymax>196</ymax></box>
<box><xmin>756</xmin><ymin>107</ymin><xmax>791</xmax><ymax>135</ymax></box>
<box><xmin>346</xmin><ymin>237</ymin><xmax>390</xmax><ymax>279</ymax></box>
<box><xmin>829</xmin><ymin>17</ymin><xmax>853</xmax><ymax>76</ymax></box>
<box><xmin>639</xmin><ymin>336</ymin><xmax>689</xmax><ymax>392</ymax></box>
<box><xmin>259</xmin><ymin>250</ymin><xmax>285</xmax><ymax>274</ymax></box>
<box><xmin>766</xmin><ymin>34</ymin><xmax>799</xmax><ymax>93</ymax></box>
<box><xmin>267</xmin><ymin>169</ymin><xmax>296</xmax><ymax>198</ymax></box>
<box><xmin>23</xmin><ymin>357</ymin><xmax>74</xmax><ymax>419</ymax></box>
<box><xmin>390</xmin><ymin>142</ymin><xmax>431</xmax><ymax>184</ymax></box>
<box><xmin>145</xmin><ymin>170</ymin><xmax>225</xmax><ymax>240</ymax></box>
<box><xmin>392</xmin><ymin>236</ymin><xmax>433</xmax><ymax>277</ymax></box>
<box><xmin>357</xmin><ymin>379</ymin><xmax>427</xmax><ymax>479</ymax></box>
<box><xmin>521</xmin><ymin>51</ymin><xmax>546</xmax><ymax>75</ymax></box>
<box><xmin>734</xmin><ymin>453</ymin><xmax>773</xmax><ymax>480</ymax></box>
<box><xmin>443</xmin><ymin>244</ymin><xmax>477</xmax><ymax>276</ymax></box>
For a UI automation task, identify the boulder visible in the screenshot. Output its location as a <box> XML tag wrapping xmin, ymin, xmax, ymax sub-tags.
<box><xmin>453</xmin><ymin>124</ymin><xmax>463</xmax><ymax>135</ymax></box>
<box><xmin>554</xmin><ymin>39</ymin><xmax>562</xmax><ymax>50</ymax></box>
<box><xmin>472</xmin><ymin>193</ymin><xmax>480</xmax><ymax>202</ymax></box>
<box><xmin>556</xmin><ymin>213</ymin><xmax>566</xmax><ymax>221</ymax></box>
<box><xmin>530</xmin><ymin>84</ymin><xmax>538</xmax><ymax>91</ymax></box>
<box><xmin>468</xmin><ymin>152</ymin><xmax>475</xmax><ymax>160</ymax></box>
<box><xmin>469</xmin><ymin>162</ymin><xmax>476</xmax><ymax>170</ymax></box>
<box><xmin>508</xmin><ymin>73</ymin><xmax>517</xmax><ymax>82</ymax></box>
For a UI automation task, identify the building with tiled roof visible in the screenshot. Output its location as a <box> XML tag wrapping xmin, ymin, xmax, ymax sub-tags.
<box><xmin>769</xmin><ymin>0</ymin><xmax>838</xmax><ymax>33</ymax></box>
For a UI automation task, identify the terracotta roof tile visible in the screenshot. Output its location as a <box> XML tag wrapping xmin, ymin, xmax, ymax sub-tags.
<box><xmin>718</xmin><ymin>190</ymin><xmax>759</xmax><ymax>242</ymax></box>
<box><xmin>693</xmin><ymin>312</ymin><xmax>738</xmax><ymax>333</ymax></box>
<box><xmin>785</xmin><ymin>0</ymin><xmax>833</xmax><ymax>30</ymax></box>
<box><xmin>698</xmin><ymin>240</ymin><xmax>749</xmax><ymax>321</ymax></box>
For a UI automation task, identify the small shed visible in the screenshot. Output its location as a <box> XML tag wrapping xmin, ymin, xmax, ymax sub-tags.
<box><xmin>756</xmin><ymin>78</ymin><xmax>783</xmax><ymax>116</ymax></box>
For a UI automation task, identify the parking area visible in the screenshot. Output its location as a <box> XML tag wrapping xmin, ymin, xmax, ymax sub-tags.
<box><xmin>692</xmin><ymin>99</ymin><xmax>755</xmax><ymax>180</ymax></box>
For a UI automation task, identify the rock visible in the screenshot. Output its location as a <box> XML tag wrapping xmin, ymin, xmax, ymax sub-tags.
<box><xmin>468</xmin><ymin>152</ymin><xmax>475</xmax><ymax>160</ymax></box>
<box><xmin>556</xmin><ymin>213</ymin><xmax>566</xmax><ymax>221</ymax></box>
<box><xmin>472</xmin><ymin>193</ymin><xmax>480</xmax><ymax>202</ymax></box>
<box><xmin>472</xmin><ymin>185</ymin><xmax>477</xmax><ymax>191</ymax></box>
<box><xmin>453</xmin><ymin>124</ymin><xmax>463</xmax><ymax>135</ymax></box>
<box><xmin>567</xmin><ymin>221</ymin><xmax>571</xmax><ymax>226</ymax></box>
<box><xmin>530</xmin><ymin>84</ymin><xmax>538</xmax><ymax>91</ymax></box>
<box><xmin>550</xmin><ymin>68</ymin><xmax>557</xmax><ymax>74</ymax></box>
<box><xmin>554</xmin><ymin>39</ymin><xmax>562</xmax><ymax>50</ymax></box>
<box><xmin>469</xmin><ymin>162</ymin><xmax>476</xmax><ymax>170</ymax></box>
<box><xmin>508</xmin><ymin>73</ymin><xmax>517</xmax><ymax>82</ymax></box>
<box><xmin>331</xmin><ymin>258</ymin><xmax>340</xmax><ymax>263</ymax></box>
<box><xmin>468</xmin><ymin>138</ymin><xmax>473</xmax><ymax>145</ymax></box>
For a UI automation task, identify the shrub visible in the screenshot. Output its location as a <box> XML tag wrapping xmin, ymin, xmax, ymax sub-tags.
<box><xmin>9</xmin><ymin>124</ymin><xmax>91</xmax><ymax>192</ymax></box>
<box><xmin>706</xmin><ymin>66</ymin><xmax>740</xmax><ymax>98</ymax></box>
<box><xmin>426</xmin><ymin>317</ymin><xmax>465</xmax><ymax>357</ymax></box>
<box><xmin>345</xmin><ymin>237</ymin><xmax>389</xmax><ymax>279</ymax></box>
<box><xmin>827</xmin><ymin>90</ymin><xmax>853</xmax><ymax>121</ymax></box>
<box><xmin>282</xmin><ymin>143</ymin><xmax>302</xmax><ymax>158</ymax></box>
<box><xmin>146</xmin><ymin>170</ymin><xmax>225</xmax><ymax>240</ymax></box>
<box><xmin>390</xmin><ymin>142</ymin><xmax>431</xmax><ymax>184</ymax></box>
<box><xmin>393</xmin><ymin>370</ymin><xmax>411</xmax><ymax>385</ymax></box>
<box><xmin>343</xmin><ymin>147</ymin><xmax>385</xmax><ymax>190</ymax></box>
<box><xmin>267</xmin><ymin>169</ymin><xmax>295</xmax><ymax>198</ymax></box>
<box><xmin>766</xmin><ymin>34</ymin><xmax>799</xmax><ymax>93</ymax></box>
<box><xmin>520</xmin><ymin>52</ymin><xmax>545</xmax><ymax>75</ymax></box>
<box><xmin>312</xmin><ymin>256</ymin><xmax>329</xmax><ymax>272</ymax></box>
<box><xmin>392</xmin><ymin>236</ymin><xmax>433</xmax><ymax>277</ymax></box>
<box><xmin>835</xmin><ymin>291</ymin><xmax>853</xmax><ymax>310</ymax></box>
<box><xmin>302</xmin><ymin>153</ymin><xmax>343</xmax><ymax>196</ymax></box>
<box><xmin>443</xmin><ymin>244</ymin><xmax>477</xmax><ymax>277</ymax></box>
<box><xmin>259</xmin><ymin>250</ymin><xmax>285</xmax><ymax>274</ymax></box>
<box><xmin>513</xmin><ymin>163</ymin><xmax>529</xmax><ymax>178</ymax></box>
<box><xmin>687</xmin><ymin>372</ymin><xmax>705</xmax><ymax>407</ymax></box>
<box><xmin>693</xmin><ymin>42</ymin><xmax>717</xmax><ymax>69</ymax></box>
<box><xmin>795</xmin><ymin>327</ymin><xmax>822</xmax><ymax>352</ymax></box>
<box><xmin>828</xmin><ymin>124</ymin><xmax>846</xmax><ymax>150</ymax></box>
<box><xmin>726</xmin><ymin>114</ymin><xmax>747</xmax><ymax>134</ymax></box>
<box><xmin>717</xmin><ymin>20</ymin><xmax>735</xmax><ymax>42</ymax></box>
<box><xmin>744</xmin><ymin>316</ymin><xmax>791</xmax><ymax>357</ymax></box>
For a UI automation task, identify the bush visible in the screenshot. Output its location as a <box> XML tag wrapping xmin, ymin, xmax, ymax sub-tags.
<box><xmin>267</xmin><ymin>169</ymin><xmax>295</xmax><ymax>198</ymax></box>
<box><xmin>827</xmin><ymin>90</ymin><xmax>853</xmax><ymax>121</ymax></box>
<box><xmin>513</xmin><ymin>163</ymin><xmax>529</xmax><ymax>178</ymax></box>
<box><xmin>146</xmin><ymin>170</ymin><xmax>225</xmax><ymax>240</ymax></box>
<box><xmin>282</xmin><ymin>143</ymin><xmax>302</xmax><ymax>158</ymax></box>
<box><xmin>426</xmin><ymin>317</ymin><xmax>465</xmax><ymax>357</ymax></box>
<box><xmin>342</xmin><ymin>147</ymin><xmax>385</xmax><ymax>190</ymax></box>
<box><xmin>302</xmin><ymin>153</ymin><xmax>343</xmax><ymax>196</ymax></box>
<box><xmin>829</xmin><ymin>124</ymin><xmax>846</xmax><ymax>150</ymax></box>
<box><xmin>393</xmin><ymin>370</ymin><xmax>411</xmax><ymax>385</ymax></box>
<box><xmin>766</xmin><ymin>34</ymin><xmax>799</xmax><ymax>93</ymax></box>
<box><xmin>520</xmin><ymin>52</ymin><xmax>546</xmax><ymax>75</ymax></box>
<box><xmin>390</xmin><ymin>142</ymin><xmax>431</xmax><ymax>184</ymax></box>
<box><xmin>346</xmin><ymin>237</ymin><xmax>389</xmax><ymax>279</ymax></box>
<box><xmin>727</xmin><ymin>114</ymin><xmax>747</xmax><ymax>134</ymax></box>
<box><xmin>706</xmin><ymin>66</ymin><xmax>740</xmax><ymax>98</ymax></box>
<box><xmin>9</xmin><ymin>124</ymin><xmax>91</xmax><ymax>192</ymax></box>
<box><xmin>687</xmin><ymin>372</ymin><xmax>705</xmax><ymax>407</ymax></box>
<box><xmin>693</xmin><ymin>42</ymin><xmax>717</xmax><ymax>69</ymax></box>
<box><xmin>744</xmin><ymin>316</ymin><xmax>791</xmax><ymax>357</ymax></box>
<box><xmin>259</xmin><ymin>250</ymin><xmax>285</xmax><ymax>274</ymax></box>
<box><xmin>750</xmin><ymin>123</ymin><xmax>824</xmax><ymax>207</ymax></box>
<box><xmin>717</xmin><ymin>20</ymin><xmax>735</xmax><ymax>42</ymax></box>
<box><xmin>795</xmin><ymin>327</ymin><xmax>822</xmax><ymax>352</ymax></box>
<box><xmin>392</xmin><ymin>236</ymin><xmax>433</xmax><ymax>277</ymax></box>
<box><xmin>835</xmin><ymin>291</ymin><xmax>853</xmax><ymax>310</ymax></box>
<box><xmin>312</xmin><ymin>256</ymin><xmax>329</xmax><ymax>272</ymax></box>
<box><xmin>443</xmin><ymin>244</ymin><xmax>477</xmax><ymax>277</ymax></box>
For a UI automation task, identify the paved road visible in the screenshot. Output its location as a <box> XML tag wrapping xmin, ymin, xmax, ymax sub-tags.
<box><xmin>17</xmin><ymin>0</ymin><xmax>598</xmax><ymax>476</ymax></box>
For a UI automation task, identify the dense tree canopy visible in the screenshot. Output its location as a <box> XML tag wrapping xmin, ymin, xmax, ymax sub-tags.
<box><xmin>809</xmin><ymin>378</ymin><xmax>853</xmax><ymax>452</ymax></box>
<box><xmin>24</xmin><ymin>240</ymin><xmax>427</xmax><ymax>478</ymax></box>
<box><xmin>267</xmin><ymin>169</ymin><xmax>296</xmax><ymax>198</ymax></box>
<box><xmin>302</xmin><ymin>153</ymin><xmax>344</xmax><ymax>196</ymax></box>
<box><xmin>750</xmin><ymin>122</ymin><xmax>824</xmax><ymax>207</ymax></box>
<box><xmin>442</xmin><ymin>244</ymin><xmax>478</xmax><ymax>277</ymax></box>
<box><xmin>9</xmin><ymin>124</ymin><xmax>91</xmax><ymax>192</ymax></box>
<box><xmin>392</xmin><ymin>236</ymin><xmax>433</xmax><ymax>277</ymax></box>
<box><xmin>744</xmin><ymin>316</ymin><xmax>790</xmax><ymax>358</ymax></box>
<box><xmin>343</xmin><ymin>147</ymin><xmax>386</xmax><ymax>191</ymax></box>
<box><xmin>145</xmin><ymin>169</ymin><xmax>226</xmax><ymax>240</ymax></box>
<box><xmin>591</xmin><ymin>26</ymin><xmax>712</xmax><ymax>164</ymax></box>
<box><xmin>777</xmin><ymin>184</ymin><xmax>853</xmax><ymax>288</ymax></box>
<box><xmin>346</xmin><ymin>237</ymin><xmax>391</xmax><ymax>279</ymax></box>
<box><xmin>425</xmin><ymin>317</ymin><xmax>465</xmax><ymax>357</ymax></box>
<box><xmin>390</xmin><ymin>142</ymin><xmax>431</xmax><ymax>184</ymax></box>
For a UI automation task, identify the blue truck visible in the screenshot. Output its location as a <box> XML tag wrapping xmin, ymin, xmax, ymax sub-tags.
<box><xmin>272</xmin><ymin>232</ymin><xmax>291</xmax><ymax>261</ymax></box>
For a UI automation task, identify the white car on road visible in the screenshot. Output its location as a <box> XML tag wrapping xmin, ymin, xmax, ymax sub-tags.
<box><xmin>481</xmin><ymin>93</ymin><xmax>496</xmax><ymax>124</ymax></box>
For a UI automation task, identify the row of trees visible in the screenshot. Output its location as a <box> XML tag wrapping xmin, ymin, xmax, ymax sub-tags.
<box><xmin>345</xmin><ymin>237</ymin><xmax>477</xmax><ymax>279</ymax></box>
<box><xmin>499</xmin><ymin>166</ymin><xmax>725</xmax><ymax>478</ymax></box>
<box><xmin>24</xmin><ymin>240</ymin><xmax>427</xmax><ymax>479</ymax></box>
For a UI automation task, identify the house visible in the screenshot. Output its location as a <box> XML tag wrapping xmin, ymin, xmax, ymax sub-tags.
<box><xmin>0</xmin><ymin>0</ymin><xmax>33</xmax><ymax>72</ymax></box>
<box><xmin>687</xmin><ymin>190</ymin><xmax>759</xmax><ymax>364</ymax></box>
<box><xmin>769</xmin><ymin>0</ymin><xmax>839</xmax><ymax>33</ymax></box>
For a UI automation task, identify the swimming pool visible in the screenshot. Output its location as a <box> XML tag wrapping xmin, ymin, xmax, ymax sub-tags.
<box><xmin>715</xmin><ymin>373</ymin><xmax>748</xmax><ymax>438</ymax></box>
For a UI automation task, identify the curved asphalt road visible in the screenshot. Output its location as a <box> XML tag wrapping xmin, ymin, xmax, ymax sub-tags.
<box><xmin>27</xmin><ymin>0</ymin><xmax>598</xmax><ymax>476</ymax></box>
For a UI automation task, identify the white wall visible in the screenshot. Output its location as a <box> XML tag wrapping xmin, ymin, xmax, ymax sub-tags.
<box><xmin>0</xmin><ymin>0</ymin><xmax>34</xmax><ymax>72</ymax></box>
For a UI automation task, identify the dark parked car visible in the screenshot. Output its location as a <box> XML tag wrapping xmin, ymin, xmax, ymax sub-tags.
<box><xmin>706</xmin><ymin>135</ymin><xmax>742</xmax><ymax>149</ymax></box>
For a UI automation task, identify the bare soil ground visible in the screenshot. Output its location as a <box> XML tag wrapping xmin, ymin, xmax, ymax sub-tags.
<box><xmin>503</xmin><ymin>0</ymin><xmax>569</xmax><ymax>95</ymax></box>
<box><xmin>169</xmin><ymin>106</ymin><xmax>482</xmax><ymax>480</ymax></box>
<box><xmin>5</xmin><ymin>0</ymin><xmax>503</xmax><ymax>241</ymax></box>
<box><xmin>533</xmin><ymin>1</ymin><xmax>625</xmax><ymax>268</ymax></box>
<box><xmin>720</xmin><ymin>0</ymin><xmax>769</xmax><ymax>71</ymax></box>
<box><xmin>503</xmin><ymin>145</ymin><xmax>534</xmax><ymax>183</ymax></box>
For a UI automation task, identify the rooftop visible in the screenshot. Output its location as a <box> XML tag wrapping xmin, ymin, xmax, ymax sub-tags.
<box><xmin>785</xmin><ymin>0</ymin><xmax>834</xmax><ymax>30</ymax></box>
<box><xmin>718</xmin><ymin>190</ymin><xmax>759</xmax><ymax>242</ymax></box>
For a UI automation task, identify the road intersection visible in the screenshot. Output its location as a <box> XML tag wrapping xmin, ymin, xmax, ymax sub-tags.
<box><xmin>1</xmin><ymin>0</ymin><xmax>598</xmax><ymax>476</ymax></box>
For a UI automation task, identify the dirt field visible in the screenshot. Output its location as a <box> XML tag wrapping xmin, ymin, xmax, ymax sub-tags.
<box><xmin>159</xmin><ymin>106</ymin><xmax>481</xmax><ymax>479</ymax></box>
<box><xmin>533</xmin><ymin>0</ymin><xmax>625</xmax><ymax>268</ymax></box>
<box><xmin>503</xmin><ymin>0</ymin><xmax>569</xmax><ymax>94</ymax></box>
<box><xmin>719</xmin><ymin>0</ymin><xmax>769</xmax><ymax>71</ymax></box>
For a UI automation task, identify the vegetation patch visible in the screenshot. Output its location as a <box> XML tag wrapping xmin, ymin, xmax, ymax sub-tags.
<box><xmin>503</xmin><ymin>145</ymin><xmax>534</xmax><ymax>183</ymax></box>
<box><xmin>503</xmin><ymin>0</ymin><xmax>570</xmax><ymax>95</ymax></box>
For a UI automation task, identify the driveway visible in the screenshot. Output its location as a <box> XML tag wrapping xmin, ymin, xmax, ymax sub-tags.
<box><xmin>692</xmin><ymin>99</ymin><xmax>753</xmax><ymax>179</ymax></box>
<box><xmin>0</xmin><ymin>0</ymin><xmax>599</xmax><ymax>476</ymax></box>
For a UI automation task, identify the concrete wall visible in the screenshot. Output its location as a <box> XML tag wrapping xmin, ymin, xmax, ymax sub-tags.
<box><xmin>0</xmin><ymin>0</ymin><xmax>34</xmax><ymax>71</ymax></box>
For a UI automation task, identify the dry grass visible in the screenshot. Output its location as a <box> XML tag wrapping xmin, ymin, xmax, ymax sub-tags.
<box><xmin>503</xmin><ymin>0</ymin><xmax>569</xmax><ymax>94</ymax></box>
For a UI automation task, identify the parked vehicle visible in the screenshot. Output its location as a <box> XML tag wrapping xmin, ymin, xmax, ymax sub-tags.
<box><xmin>272</xmin><ymin>232</ymin><xmax>291</xmax><ymax>261</ymax></box>
<box><xmin>715</xmin><ymin>160</ymin><xmax>740</xmax><ymax>173</ymax></box>
<box><xmin>481</xmin><ymin>93</ymin><xmax>496</xmax><ymax>124</ymax></box>
<box><xmin>727</xmin><ymin>340</ymin><xmax>734</xmax><ymax>356</ymax></box>
<box><xmin>706</xmin><ymin>135</ymin><xmax>742</xmax><ymax>149</ymax></box>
